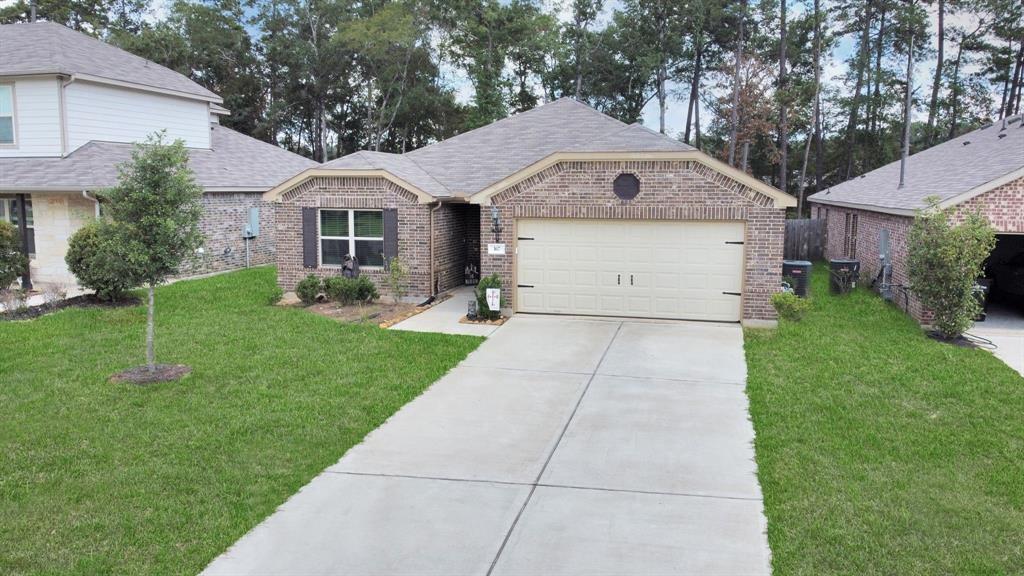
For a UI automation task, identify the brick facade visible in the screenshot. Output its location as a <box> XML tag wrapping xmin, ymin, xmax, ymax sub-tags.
<box><xmin>812</xmin><ymin>175</ymin><xmax>1024</xmax><ymax>324</ymax></box>
<box><xmin>480</xmin><ymin>160</ymin><xmax>787</xmax><ymax>322</ymax></box>
<box><xmin>187</xmin><ymin>192</ymin><xmax>276</xmax><ymax>275</ymax></box>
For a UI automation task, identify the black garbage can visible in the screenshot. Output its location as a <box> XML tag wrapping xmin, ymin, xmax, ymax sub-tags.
<box><xmin>782</xmin><ymin>260</ymin><xmax>813</xmax><ymax>297</ymax></box>
<box><xmin>829</xmin><ymin>259</ymin><xmax>860</xmax><ymax>294</ymax></box>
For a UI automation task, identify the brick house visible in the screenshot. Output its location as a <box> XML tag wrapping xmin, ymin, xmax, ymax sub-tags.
<box><xmin>808</xmin><ymin>115</ymin><xmax>1024</xmax><ymax>323</ymax></box>
<box><xmin>266</xmin><ymin>98</ymin><xmax>796</xmax><ymax>326</ymax></box>
<box><xmin>0</xmin><ymin>22</ymin><xmax>316</xmax><ymax>290</ymax></box>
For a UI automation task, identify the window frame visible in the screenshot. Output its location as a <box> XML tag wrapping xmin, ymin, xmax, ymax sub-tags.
<box><xmin>317</xmin><ymin>208</ymin><xmax>385</xmax><ymax>269</ymax></box>
<box><xmin>0</xmin><ymin>196</ymin><xmax>34</xmax><ymax>256</ymax></box>
<box><xmin>0</xmin><ymin>83</ymin><xmax>17</xmax><ymax>148</ymax></box>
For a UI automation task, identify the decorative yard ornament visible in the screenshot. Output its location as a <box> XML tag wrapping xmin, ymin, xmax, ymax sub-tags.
<box><xmin>485</xmin><ymin>288</ymin><xmax>501</xmax><ymax>313</ymax></box>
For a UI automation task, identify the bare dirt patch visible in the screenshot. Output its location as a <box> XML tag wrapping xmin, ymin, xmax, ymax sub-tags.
<box><xmin>1</xmin><ymin>294</ymin><xmax>141</xmax><ymax>321</ymax></box>
<box><xmin>110</xmin><ymin>364</ymin><xmax>192</xmax><ymax>385</ymax></box>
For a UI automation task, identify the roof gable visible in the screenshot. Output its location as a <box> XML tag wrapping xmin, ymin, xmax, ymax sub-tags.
<box><xmin>0</xmin><ymin>21</ymin><xmax>220</xmax><ymax>102</ymax></box>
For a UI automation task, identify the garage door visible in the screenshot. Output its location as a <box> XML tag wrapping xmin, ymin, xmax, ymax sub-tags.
<box><xmin>516</xmin><ymin>219</ymin><xmax>745</xmax><ymax>322</ymax></box>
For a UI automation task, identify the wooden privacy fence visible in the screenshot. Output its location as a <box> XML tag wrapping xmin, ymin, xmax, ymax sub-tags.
<box><xmin>784</xmin><ymin>219</ymin><xmax>825</xmax><ymax>261</ymax></box>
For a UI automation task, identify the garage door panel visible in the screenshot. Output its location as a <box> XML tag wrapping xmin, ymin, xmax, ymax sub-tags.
<box><xmin>516</xmin><ymin>219</ymin><xmax>745</xmax><ymax>322</ymax></box>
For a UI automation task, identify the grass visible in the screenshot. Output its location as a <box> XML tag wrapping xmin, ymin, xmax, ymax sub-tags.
<box><xmin>0</xmin><ymin>267</ymin><xmax>482</xmax><ymax>576</ymax></box>
<box><xmin>745</xmin><ymin>265</ymin><xmax>1024</xmax><ymax>575</ymax></box>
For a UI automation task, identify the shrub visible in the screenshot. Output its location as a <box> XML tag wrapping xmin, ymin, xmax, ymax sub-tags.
<box><xmin>772</xmin><ymin>291</ymin><xmax>810</xmax><ymax>322</ymax></box>
<box><xmin>0</xmin><ymin>220</ymin><xmax>28</xmax><ymax>290</ymax></box>
<box><xmin>907</xmin><ymin>199</ymin><xmax>995</xmax><ymax>339</ymax></box>
<box><xmin>385</xmin><ymin>257</ymin><xmax>409</xmax><ymax>302</ymax></box>
<box><xmin>324</xmin><ymin>276</ymin><xmax>358</xmax><ymax>304</ymax></box>
<box><xmin>295</xmin><ymin>274</ymin><xmax>322</xmax><ymax>305</ymax></box>
<box><xmin>323</xmin><ymin>276</ymin><xmax>379</xmax><ymax>305</ymax></box>
<box><xmin>476</xmin><ymin>274</ymin><xmax>503</xmax><ymax>320</ymax></box>
<box><xmin>267</xmin><ymin>286</ymin><xmax>284</xmax><ymax>306</ymax></box>
<box><xmin>65</xmin><ymin>222</ymin><xmax>137</xmax><ymax>300</ymax></box>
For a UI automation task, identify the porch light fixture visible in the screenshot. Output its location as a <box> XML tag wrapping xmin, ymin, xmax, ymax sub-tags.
<box><xmin>490</xmin><ymin>205</ymin><xmax>502</xmax><ymax>242</ymax></box>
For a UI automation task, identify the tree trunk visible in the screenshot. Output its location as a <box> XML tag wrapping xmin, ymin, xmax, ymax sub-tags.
<box><xmin>843</xmin><ymin>4</ymin><xmax>872</xmax><ymax>179</ymax></box>
<box><xmin>799</xmin><ymin>62</ymin><xmax>822</xmax><ymax>215</ymax></box>
<box><xmin>684</xmin><ymin>42</ymin><xmax>702</xmax><ymax>145</ymax></box>
<box><xmin>926</xmin><ymin>0</ymin><xmax>944</xmax><ymax>142</ymax></box>
<box><xmin>899</xmin><ymin>32</ymin><xmax>914</xmax><ymax>189</ymax></box>
<box><xmin>813</xmin><ymin>0</ymin><xmax>823</xmax><ymax>193</ymax></box>
<box><xmin>947</xmin><ymin>40</ymin><xmax>965</xmax><ymax>139</ymax></box>
<box><xmin>146</xmin><ymin>283</ymin><xmax>155</xmax><ymax>371</ymax></box>
<box><xmin>778</xmin><ymin>0</ymin><xmax>788</xmax><ymax>192</ymax></box>
<box><xmin>728</xmin><ymin>0</ymin><xmax>747</xmax><ymax>166</ymax></box>
<box><xmin>658</xmin><ymin>66</ymin><xmax>667</xmax><ymax>134</ymax></box>
<box><xmin>869</xmin><ymin>9</ymin><xmax>886</xmax><ymax>136</ymax></box>
<box><xmin>1007</xmin><ymin>41</ymin><xmax>1024</xmax><ymax>117</ymax></box>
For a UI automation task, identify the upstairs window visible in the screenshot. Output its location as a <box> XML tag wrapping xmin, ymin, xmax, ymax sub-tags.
<box><xmin>0</xmin><ymin>85</ymin><xmax>14</xmax><ymax>145</ymax></box>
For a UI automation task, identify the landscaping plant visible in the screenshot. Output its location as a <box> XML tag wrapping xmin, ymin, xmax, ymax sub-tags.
<box><xmin>475</xmin><ymin>274</ymin><xmax>502</xmax><ymax>320</ymax></box>
<box><xmin>65</xmin><ymin>222</ymin><xmax>137</xmax><ymax>301</ymax></box>
<box><xmin>771</xmin><ymin>291</ymin><xmax>810</xmax><ymax>322</ymax></box>
<box><xmin>0</xmin><ymin>220</ymin><xmax>28</xmax><ymax>290</ymax></box>
<box><xmin>907</xmin><ymin>198</ymin><xmax>995</xmax><ymax>339</ymax></box>
<box><xmin>296</xmin><ymin>274</ymin><xmax>322</xmax><ymax>305</ymax></box>
<box><xmin>385</xmin><ymin>256</ymin><xmax>409</xmax><ymax>303</ymax></box>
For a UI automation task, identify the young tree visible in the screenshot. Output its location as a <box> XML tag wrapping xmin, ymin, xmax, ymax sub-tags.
<box><xmin>105</xmin><ymin>133</ymin><xmax>204</xmax><ymax>372</ymax></box>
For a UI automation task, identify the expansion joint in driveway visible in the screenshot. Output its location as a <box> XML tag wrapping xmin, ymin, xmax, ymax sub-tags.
<box><xmin>485</xmin><ymin>321</ymin><xmax>625</xmax><ymax>575</ymax></box>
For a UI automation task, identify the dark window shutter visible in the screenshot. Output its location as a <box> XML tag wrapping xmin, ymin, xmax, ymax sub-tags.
<box><xmin>382</xmin><ymin>208</ymin><xmax>398</xmax><ymax>267</ymax></box>
<box><xmin>302</xmin><ymin>207</ymin><xmax>317</xmax><ymax>268</ymax></box>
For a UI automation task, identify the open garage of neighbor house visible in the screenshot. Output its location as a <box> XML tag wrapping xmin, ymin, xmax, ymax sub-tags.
<box><xmin>265</xmin><ymin>98</ymin><xmax>795</xmax><ymax>326</ymax></box>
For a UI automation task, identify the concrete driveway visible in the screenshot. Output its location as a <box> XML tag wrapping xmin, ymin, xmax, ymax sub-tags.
<box><xmin>202</xmin><ymin>316</ymin><xmax>769</xmax><ymax>576</ymax></box>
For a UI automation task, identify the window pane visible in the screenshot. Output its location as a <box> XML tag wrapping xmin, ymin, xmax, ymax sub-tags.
<box><xmin>320</xmin><ymin>210</ymin><xmax>348</xmax><ymax>237</ymax></box>
<box><xmin>355</xmin><ymin>240</ymin><xmax>384</xmax><ymax>267</ymax></box>
<box><xmin>353</xmin><ymin>211</ymin><xmax>383</xmax><ymax>238</ymax></box>
<box><xmin>0</xmin><ymin>117</ymin><xmax>12</xmax><ymax>144</ymax></box>
<box><xmin>321</xmin><ymin>239</ymin><xmax>347</xmax><ymax>265</ymax></box>
<box><xmin>0</xmin><ymin>86</ymin><xmax>11</xmax><ymax>115</ymax></box>
<box><xmin>9</xmin><ymin>198</ymin><xmax>32</xmax><ymax>226</ymax></box>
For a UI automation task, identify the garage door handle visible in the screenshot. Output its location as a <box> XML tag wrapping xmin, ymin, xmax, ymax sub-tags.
<box><xmin>725</xmin><ymin>241</ymin><xmax>745</xmax><ymax>245</ymax></box>
<box><xmin>517</xmin><ymin>237</ymin><xmax>534</xmax><ymax>241</ymax></box>
<box><xmin>722</xmin><ymin>291</ymin><xmax>742</xmax><ymax>296</ymax></box>
<box><xmin>630</xmin><ymin>274</ymin><xmax>634</xmax><ymax>286</ymax></box>
<box><xmin>517</xmin><ymin>284</ymin><xmax>534</xmax><ymax>288</ymax></box>
<box><xmin>617</xmin><ymin>274</ymin><xmax>621</xmax><ymax>285</ymax></box>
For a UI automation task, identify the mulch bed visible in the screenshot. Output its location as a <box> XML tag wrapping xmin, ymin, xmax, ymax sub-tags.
<box><xmin>109</xmin><ymin>364</ymin><xmax>192</xmax><ymax>385</ymax></box>
<box><xmin>927</xmin><ymin>331</ymin><xmax>979</xmax><ymax>349</ymax></box>
<box><xmin>1</xmin><ymin>294</ymin><xmax>140</xmax><ymax>321</ymax></box>
<box><xmin>303</xmin><ymin>293</ymin><xmax>452</xmax><ymax>328</ymax></box>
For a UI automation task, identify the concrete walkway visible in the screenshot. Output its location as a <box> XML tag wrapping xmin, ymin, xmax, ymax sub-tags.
<box><xmin>202</xmin><ymin>315</ymin><xmax>770</xmax><ymax>576</ymax></box>
<box><xmin>390</xmin><ymin>286</ymin><xmax>499</xmax><ymax>337</ymax></box>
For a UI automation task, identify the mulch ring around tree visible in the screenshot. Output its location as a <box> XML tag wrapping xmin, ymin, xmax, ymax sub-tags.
<box><xmin>1</xmin><ymin>294</ymin><xmax>140</xmax><ymax>321</ymax></box>
<box><xmin>109</xmin><ymin>364</ymin><xmax>192</xmax><ymax>385</ymax></box>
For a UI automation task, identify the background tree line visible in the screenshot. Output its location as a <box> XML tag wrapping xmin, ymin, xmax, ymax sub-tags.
<box><xmin>4</xmin><ymin>0</ymin><xmax>1022</xmax><ymax>211</ymax></box>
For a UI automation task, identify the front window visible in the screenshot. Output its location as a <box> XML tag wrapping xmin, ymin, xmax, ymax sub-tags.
<box><xmin>319</xmin><ymin>209</ymin><xmax>384</xmax><ymax>267</ymax></box>
<box><xmin>0</xmin><ymin>196</ymin><xmax>34</xmax><ymax>255</ymax></box>
<box><xmin>0</xmin><ymin>85</ymin><xmax>14</xmax><ymax>145</ymax></box>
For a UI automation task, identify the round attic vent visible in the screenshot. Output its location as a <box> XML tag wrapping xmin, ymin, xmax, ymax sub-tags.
<box><xmin>613</xmin><ymin>173</ymin><xmax>640</xmax><ymax>200</ymax></box>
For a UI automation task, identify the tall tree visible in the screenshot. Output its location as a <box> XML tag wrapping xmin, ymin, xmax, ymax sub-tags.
<box><xmin>727</xmin><ymin>0</ymin><xmax>748</xmax><ymax>166</ymax></box>
<box><xmin>778</xmin><ymin>0</ymin><xmax>789</xmax><ymax>191</ymax></box>
<box><xmin>925</xmin><ymin>0</ymin><xmax>945</xmax><ymax>143</ymax></box>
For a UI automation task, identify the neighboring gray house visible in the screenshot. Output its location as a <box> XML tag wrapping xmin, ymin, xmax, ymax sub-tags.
<box><xmin>267</xmin><ymin>98</ymin><xmax>796</xmax><ymax>325</ymax></box>
<box><xmin>0</xmin><ymin>21</ymin><xmax>316</xmax><ymax>289</ymax></box>
<box><xmin>808</xmin><ymin>115</ymin><xmax>1024</xmax><ymax>323</ymax></box>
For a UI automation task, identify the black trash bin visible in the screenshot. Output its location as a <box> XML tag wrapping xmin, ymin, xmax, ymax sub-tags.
<box><xmin>782</xmin><ymin>260</ymin><xmax>813</xmax><ymax>297</ymax></box>
<box><xmin>829</xmin><ymin>259</ymin><xmax>860</xmax><ymax>294</ymax></box>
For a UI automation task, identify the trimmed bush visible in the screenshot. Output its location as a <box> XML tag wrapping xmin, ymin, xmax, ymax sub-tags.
<box><xmin>772</xmin><ymin>291</ymin><xmax>810</xmax><ymax>322</ymax></box>
<box><xmin>0</xmin><ymin>220</ymin><xmax>28</xmax><ymax>290</ymax></box>
<box><xmin>324</xmin><ymin>276</ymin><xmax>379</xmax><ymax>305</ymax></box>
<box><xmin>295</xmin><ymin>274</ymin><xmax>322</xmax><ymax>305</ymax></box>
<box><xmin>475</xmin><ymin>274</ymin><xmax>503</xmax><ymax>320</ymax></box>
<box><xmin>908</xmin><ymin>199</ymin><xmax>995</xmax><ymax>338</ymax></box>
<box><xmin>65</xmin><ymin>222</ymin><xmax>137</xmax><ymax>300</ymax></box>
<box><xmin>385</xmin><ymin>257</ymin><xmax>409</xmax><ymax>302</ymax></box>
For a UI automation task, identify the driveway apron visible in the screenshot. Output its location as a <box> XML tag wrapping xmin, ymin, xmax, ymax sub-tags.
<box><xmin>202</xmin><ymin>315</ymin><xmax>770</xmax><ymax>576</ymax></box>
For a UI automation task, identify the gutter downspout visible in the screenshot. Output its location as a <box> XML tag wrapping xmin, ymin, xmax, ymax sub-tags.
<box><xmin>429</xmin><ymin>202</ymin><xmax>442</xmax><ymax>296</ymax></box>
<box><xmin>17</xmin><ymin>193</ymin><xmax>31</xmax><ymax>290</ymax></box>
<box><xmin>82</xmin><ymin>190</ymin><xmax>100</xmax><ymax>218</ymax></box>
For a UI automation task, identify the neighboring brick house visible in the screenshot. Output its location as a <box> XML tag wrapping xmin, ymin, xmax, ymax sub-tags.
<box><xmin>0</xmin><ymin>22</ymin><xmax>316</xmax><ymax>290</ymax></box>
<box><xmin>267</xmin><ymin>98</ymin><xmax>795</xmax><ymax>326</ymax></box>
<box><xmin>808</xmin><ymin>115</ymin><xmax>1024</xmax><ymax>324</ymax></box>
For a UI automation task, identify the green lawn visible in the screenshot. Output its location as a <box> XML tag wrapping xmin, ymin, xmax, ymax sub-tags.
<box><xmin>0</xmin><ymin>267</ymin><xmax>482</xmax><ymax>576</ymax></box>
<box><xmin>745</xmin><ymin>266</ymin><xmax>1024</xmax><ymax>575</ymax></box>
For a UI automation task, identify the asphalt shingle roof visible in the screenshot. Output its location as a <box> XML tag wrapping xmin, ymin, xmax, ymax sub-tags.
<box><xmin>808</xmin><ymin>115</ymin><xmax>1024</xmax><ymax>213</ymax></box>
<box><xmin>0</xmin><ymin>125</ymin><xmax>318</xmax><ymax>192</ymax></box>
<box><xmin>0</xmin><ymin>21</ymin><xmax>220</xmax><ymax>101</ymax></box>
<box><xmin>320</xmin><ymin>98</ymin><xmax>694</xmax><ymax>198</ymax></box>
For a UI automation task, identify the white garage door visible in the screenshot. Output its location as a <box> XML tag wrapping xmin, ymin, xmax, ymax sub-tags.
<box><xmin>516</xmin><ymin>219</ymin><xmax>745</xmax><ymax>322</ymax></box>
